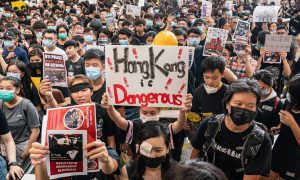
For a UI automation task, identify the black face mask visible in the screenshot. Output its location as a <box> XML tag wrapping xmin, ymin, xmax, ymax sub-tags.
<box><xmin>24</xmin><ymin>34</ymin><xmax>33</xmax><ymax>40</ymax></box>
<box><xmin>140</xmin><ymin>155</ymin><xmax>165</xmax><ymax>168</ymax></box>
<box><xmin>229</xmin><ymin>106</ymin><xmax>256</xmax><ymax>125</ymax></box>
<box><xmin>29</xmin><ymin>62</ymin><xmax>43</xmax><ymax>70</ymax></box>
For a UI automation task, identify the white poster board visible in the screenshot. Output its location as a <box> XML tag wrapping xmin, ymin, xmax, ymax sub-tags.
<box><xmin>201</xmin><ymin>0</ymin><xmax>212</xmax><ymax>18</ymax></box>
<box><xmin>138</xmin><ymin>0</ymin><xmax>145</xmax><ymax>6</ymax></box>
<box><xmin>264</xmin><ymin>34</ymin><xmax>293</xmax><ymax>52</ymax></box>
<box><xmin>105</xmin><ymin>45</ymin><xmax>193</xmax><ymax>108</ymax></box>
<box><xmin>126</xmin><ymin>5</ymin><xmax>141</xmax><ymax>17</ymax></box>
<box><xmin>253</xmin><ymin>6</ymin><xmax>281</xmax><ymax>22</ymax></box>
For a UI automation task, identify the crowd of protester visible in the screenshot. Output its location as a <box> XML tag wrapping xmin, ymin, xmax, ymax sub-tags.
<box><xmin>0</xmin><ymin>0</ymin><xmax>299</xmax><ymax>179</ymax></box>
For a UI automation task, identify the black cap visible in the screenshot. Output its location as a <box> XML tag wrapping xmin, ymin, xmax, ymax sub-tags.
<box><xmin>3</xmin><ymin>31</ymin><xmax>16</xmax><ymax>39</ymax></box>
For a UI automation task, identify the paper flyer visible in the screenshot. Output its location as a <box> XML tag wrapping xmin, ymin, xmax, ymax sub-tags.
<box><xmin>203</xmin><ymin>28</ymin><xmax>228</xmax><ymax>56</ymax></box>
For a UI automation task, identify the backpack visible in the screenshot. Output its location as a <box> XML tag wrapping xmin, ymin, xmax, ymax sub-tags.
<box><xmin>202</xmin><ymin>114</ymin><xmax>267</xmax><ymax>170</ymax></box>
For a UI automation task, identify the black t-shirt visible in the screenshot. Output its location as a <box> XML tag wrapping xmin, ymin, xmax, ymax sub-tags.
<box><xmin>92</xmin><ymin>83</ymin><xmax>106</xmax><ymax>105</ymax></box>
<box><xmin>0</xmin><ymin>109</ymin><xmax>9</xmax><ymax>135</ymax></box>
<box><xmin>192</xmin><ymin>117</ymin><xmax>272</xmax><ymax>180</ymax></box>
<box><xmin>191</xmin><ymin>84</ymin><xmax>228</xmax><ymax>115</ymax></box>
<box><xmin>133</xmin><ymin>33</ymin><xmax>147</xmax><ymax>44</ymax></box>
<box><xmin>190</xmin><ymin>46</ymin><xmax>204</xmax><ymax>88</ymax></box>
<box><xmin>260</xmin><ymin>62</ymin><xmax>284</xmax><ymax>93</ymax></box>
<box><xmin>251</xmin><ymin>45</ymin><xmax>260</xmax><ymax>61</ymax></box>
<box><xmin>66</xmin><ymin>58</ymin><xmax>85</xmax><ymax>76</ymax></box>
<box><xmin>56</xmin><ymin>42</ymin><xmax>66</xmax><ymax>51</ymax></box>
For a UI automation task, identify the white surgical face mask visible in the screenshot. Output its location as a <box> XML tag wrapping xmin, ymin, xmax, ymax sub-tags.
<box><xmin>204</xmin><ymin>84</ymin><xmax>219</xmax><ymax>94</ymax></box>
<box><xmin>140</xmin><ymin>114</ymin><xmax>160</xmax><ymax>123</ymax></box>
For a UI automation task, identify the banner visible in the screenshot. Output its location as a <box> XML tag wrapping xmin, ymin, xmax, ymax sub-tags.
<box><xmin>233</xmin><ymin>20</ymin><xmax>250</xmax><ymax>40</ymax></box>
<box><xmin>105</xmin><ymin>45</ymin><xmax>193</xmax><ymax>108</ymax></box>
<box><xmin>253</xmin><ymin>6</ymin><xmax>281</xmax><ymax>22</ymax></box>
<box><xmin>264</xmin><ymin>34</ymin><xmax>293</xmax><ymax>52</ymax></box>
<box><xmin>203</xmin><ymin>28</ymin><xmax>228</xmax><ymax>56</ymax></box>
<box><xmin>43</xmin><ymin>53</ymin><xmax>67</xmax><ymax>87</ymax></box>
<box><xmin>201</xmin><ymin>0</ymin><xmax>212</xmax><ymax>18</ymax></box>
<box><xmin>126</xmin><ymin>5</ymin><xmax>141</xmax><ymax>17</ymax></box>
<box><xmin>42</xmin><ymin>104</ymin><xmax>99</xmax><ymax>179</ymax></box>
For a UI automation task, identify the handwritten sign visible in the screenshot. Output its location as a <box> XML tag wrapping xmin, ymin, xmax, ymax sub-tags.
<box><xmin>203</xmin><ymin>28</ymin><xmax>228</xmax><ymax>56</ymax></box>
<box><xmin>126</xmin><ymin>5</ymin><xmax>141</xmax><ymax>17</ymax></box>
<box><xmin>264</xmin><ymin>34</ymin><xmax>293</xmax><ymax>52</ymax></box>
<box><xmin>43</xmin><ymin>53</ymin><xmax>67</xmax><ymax>87</ymax></box>
<box><xmin>105</xmin><ymin>45</ymin><xmax>193</xmax><ymax>108</ymax></box>
<box><xmin>201</xmin><ymin>0</ymin><xmax>212</xmax><ymax>18</ymax></box>
<box><xmin>253</xmin><ymin>6</ymin><xmax>281</xmax><ymax>22</ymax></box>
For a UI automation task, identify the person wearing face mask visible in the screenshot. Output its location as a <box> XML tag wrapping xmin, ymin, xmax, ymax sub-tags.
<box><xmin>65</xmin><ymin>40</ymin><xmax>85</xmax><ymax>79</ymax></box>
<box><xmin>97</xmin><ymin>29</ymin><xmax>110</xmax><ymax>46</ymax></box>
<box><xmin>191</xmin><ymin>79</ymin><xmax>272</xmax><ymax>180</ymax></box>
<box><xmin>101</xmin><ymin>92</ymin><xmax>192</xmax><ymax>162</ymax></box>
<box><xmin>192</xmin><ymin>19</ymin><xmax>207</xmax><ymax>45</ymax></box>
<box><xmin>191</xmin><ymin>56</ymin><xmax>229</xmax><ymax>118</ymax></box>
<box><xmin>83</xmin><ymin>27</ymin><xmax>96</xmax><ymax>46</ymax></box>
<box><xmin>116</xmin><ymin>28</ymin><xmax>141</xmax><ymax>45</ymax></box>
<box><xmin>42</xmin><ymin>29</ymin><xmax>68</xmax><ymax>61</ymax></box>
<box><xmin>119</xmin><ymin>121</ymin><xmax>173</xmax><ymax>180</ymax></box>
<box><xmin>28</xmin><ymin>49</ymin><xmax>44</xmax><ymax>89</ymax></box>
<box><xmin>145</xmin><ymin>31</ymin><xmax>157</xmax><ymax>45</ymax></box>
<box><xmin>32</xmin><ymin>20</ymin><xmax>47</xmax><ymax>44</ymax></box>
<box><xmin>2</xmin><ymin>31</ymin><xmax>29</xmax><ymax>64</ymax></box>
<box><xmin>254</xmin><ymin>70</ymin><xmax>283</xmax><ymax>135</ymax></box>
<box><xmin>56</xmin><ymin>24</ymin><xmax>70</xmax><ymax>51</ymax></box>
<box><xmin>22</xmin><ymin>27</ymin><xmax>38</xmax><ymax>48</ymax></box>
<box><xmin>0</xmin><ymin>76</ymin><xmax>40</xmax><ymax>165</ymax></box>
<box><xmin>3</xmin><ymin>8</ymin><xmax>13</xmax><ymax>24</ymax></box>
<box><xmin>144</xmin><ymin>14</ymin><xmax>157</xmax><ymax>33</ymax></box>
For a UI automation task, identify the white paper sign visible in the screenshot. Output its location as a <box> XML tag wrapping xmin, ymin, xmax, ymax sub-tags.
<box><xmin>264</xmin><ymin>34</ymin><xmax>293</xmax><ymax>52</ymax></box>
<box><xmin>88</xmin><ymin>0</ymin><xmax>96</xmax><ymax>4</ymax></box>
<box><xmin>253</xmin><ymin>6</ymin><xmax>281</xmax><ymax>22</ymax></box>
<box><xmin>203</xmin><ymin>28</ymin><xmax>228</xmax><ymax>56</ymax></box>
<box><xmin>233</xmin><ymin>20</ymin><xmax>250</xmax><ymax>40</ymax></box>
<box><xmin>126</xmin><ymin>5</ymin><xmax>141</xmax><ymax>17</ymax></box>
<box><xmin>138</xmin><ymin>0</ymin><xmax>145</xmax><ymax>6</ymax></box>
<box><xmin>105</xmin><ymin>45</ymin><xmax>193</xmax><ymax>108</ymax></box>
<box><xmin>201</xmin><ymin>0</ymin><xmax>212</xmax><ymax>18</ymax></box>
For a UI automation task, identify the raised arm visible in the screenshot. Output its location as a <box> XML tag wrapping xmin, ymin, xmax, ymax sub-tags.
<box><xmin>39</xmin><ymin>79</ymin><xmax>59</xmax><ymax>109</ymax></box>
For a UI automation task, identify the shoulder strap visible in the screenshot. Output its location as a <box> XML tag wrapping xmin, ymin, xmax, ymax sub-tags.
<box><xmin>273</xmin><ymin>97</ymin><xmax>280</xmax><ymax>112</ymax></box>
<box><xmin>202</xmin><ymin>114</ymin><xmax>225</xmax><ymax>160</ymax></box>
<box><xmin>241</xmin><ymin>122</ymin><xmax>265</xmax><ymax>170</ymax></box>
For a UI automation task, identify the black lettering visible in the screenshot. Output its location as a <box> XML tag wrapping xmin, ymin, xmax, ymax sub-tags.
<box><xmin>113</xmin><ymin>47</ymin><xmax>129</xmax><ymax>73</ymax></box>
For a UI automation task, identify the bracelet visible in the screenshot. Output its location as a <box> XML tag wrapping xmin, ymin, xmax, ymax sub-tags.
<box><xmin>46</xmin><ymin>96</ymin><xmax>54</xmax><ymax>103</ymax></box>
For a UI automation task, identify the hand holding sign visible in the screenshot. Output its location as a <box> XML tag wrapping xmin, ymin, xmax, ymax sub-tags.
<box><xmin>101</xmin><ymin>93</ymin><xmax>113</xmax><ymax>110</ymax></box>
<box><xmin>180</xmin><ymin>94</ymin><xmax>193</xmax><ymax>112</ymax></box>
<box><xmin>84</xmin><ymin>141</ymin><xmax>110</xmax><ymax>164</ymax></box>
<box><xmin>29</xmin><ymin>142</ymin><xmax>50</xmax><ymax>165</ymax></box>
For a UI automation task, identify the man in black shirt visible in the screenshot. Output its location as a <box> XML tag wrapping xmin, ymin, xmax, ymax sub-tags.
<box><xmin>191</xmin><ymin>79</ymin><xmax>272</xmax><ymax>180</ymax></box>
<box><xmin>192</xmin><ymin>56</ymin><xmax>228</xmax><ymax>118</ymax></box>
<box><xmin>65</xmin><ymin>40</ymin><xmax>85</xmax><ymax>78</ymax></box>
<box><xmin>133</xmin><ymin>18</ymin><xmax>147</xmax><ymax>44</ymax></box>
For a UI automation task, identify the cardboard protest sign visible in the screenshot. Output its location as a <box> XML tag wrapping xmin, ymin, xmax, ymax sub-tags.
<box><xmin>201</xmin><ymin>0</ymin><xmax>212</xmax><ymax>18</ymax></box>
<box><xmin>253</xmin><ymin>6</ymin><xmax>281</xmax><ymax>22</ymax></box>
<box><xmin>48</xmin><ymin>130</ymin><xmax>87</xmax><ymax>179</ymax></box>
<box><xmin>42</xmin><ymin>104</ymin><xmax>99</xmax><ymax>179</ymax></box>
<box><xmin>43</xmin><ymin>53</ymin><xmax>67</xmax><ymax>87</ymax></box>
<box><xmin>126</xmin><ymin>5</ymin><xmax>141</xmax><ymax>17</ymax></box>
<box><xmin>105</xmin><ymin>45</ymin><xmax>193</xmax><ymax>108</ymax></box>
<box><xmin>106</xmin><ymin>14</ymin><xmax>114</xmax><ymax>28</ymax></box>
<box><xmin>263</xmin><ymin>52</ymin><xmax>281</xmax><ymax>64</ymax></box>
<box><xmin>233</xmin><ymin>20</ymin><xmax>250</xmax><ymax>40</ymax></box>
<box><xmin>203</xmin><ymin>28</ymin><xmax>228</xmax><ymax>56</ymax></box>
<box><xmin>160</xmin><ymin>0</ymin><xmax>180</xmax><ymax>14</ymax></box>
<box><xmin>264</xmin><ymin>34</ymin><xmax>293</xmax><ymax>52</ymax></box>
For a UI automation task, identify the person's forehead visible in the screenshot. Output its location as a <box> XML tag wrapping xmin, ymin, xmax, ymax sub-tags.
<box><xmin>44</xmin><ymin>33</ymin><xmax>55</xmax><ymax>37</ymax></box>
<box><xmin>231</xmin><ymin>91</ymin><xmax>257</xmax><ymax>102</ymax></box>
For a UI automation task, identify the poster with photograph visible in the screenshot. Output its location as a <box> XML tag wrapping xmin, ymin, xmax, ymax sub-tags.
<box><xmin>43</xmin><ymin>52</ymin><xmax>67</xmax><ymax>87</ymax></box>
<box><xmin>42</xmin><ymin>103</ymin><xmax>99</xmax><ymax>178</ymax></box>
<box><xmin>47</xmin><ymin>130</ymin><xmax>87</xmax><ymax>179</ymax></box>
<box><xmin>203</xmin><ymin>28</ymin><xmax>228</xmax><ymax>56</ymax></box>
<box><xmin>105</xmin><ymin>45</ymin><xmax>192</xmax><ymax>108</ymax></box>
<box><xmin>106</xmin><ymin>14</ymin><xmax>114</xmax><ymax>28</ymax></box>
<box><xmin>233</xmin><ymin>20</ymin><xmax>250</xmax><ymax>40</ymax></box>
<box><xmin>201</xmin><ymin>0</ymin><xmax>212</xmax><ymax>18</ymax></box>
<box><xmin>253</xmin><ymin>6</ymin><xmax>281</xmax><ymax>22</ymax></box>
<box><xmin>263</xmin><ymin>52</ymin><xmax>281</xmax><ymax>64</ymax></box>
<box><xmin>264</xmin><ymin>34</ymin><xmax>293</xmax><ymax>52</ymax></box>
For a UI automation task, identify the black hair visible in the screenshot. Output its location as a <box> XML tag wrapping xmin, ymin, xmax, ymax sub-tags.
<box><xmin>56</xmin><ymin>24</ymin><xmax>69</xmax><ymax>34</ymax></box>
<box><xmin>144</xmin><ymin>14</ymin><xmax>154</xmax><ymax>20</ymax></box>
<box><xmin>134</xmin><ymin>18</ymin><xmax>146</xmax><ymax>26</ymax></box>
<box><xmin>201</xmin><ymin>56</ymin><xmax>225</xmax><ymax>74</ymax></box>
<box><xmin>224</xmin><ymin>43</ymin><xmax>234</xmax><ymax>56</ymax></box>
<box><xmin>29</xmin><ymin>44</ymin><xmax>44</xmax><ymax>52</ymax></box>
<box><xmin>287</xmin><ymin>74</ymin><xmax>300</xmax><ymax>110</ymax></box>
<box><xmin>72</xmin><ymin>35</ymin><xmax>85</xmax><ymax>44</ymax></box>
<box><xmin>173</xmin><ymin>28</ymin><xmax>187</xmax><ymax>39</ymax></box>
<box><xmin>0</xmin><ymin>76</ymin><xmax>20</xmax><ymax>90</ymax></box>
<box><xmin>64</xmin><ymin>40</ymin><xmax>79</xmax><ymax>49</ymax></box>
<box><xmin>223</xmin><ymin>79</ymin><xmax>261</xmax><ymax>114</ymax></box>
<box><xmin>187</xmin><ymin>27</ymin><xmax>201</xmax><ymax>36</ymax></box>
<box><xmin>277</xmin><ymin>25</ymin><xmax>288</xmax><ymax>31</ymax></box>
<box><xmin>42</xmin><ymin>29</ymin><xmax>57</xmax><ymax>36</ymax></box>
<box><xmin>164</xmin><ymin>160</ymin><xmax>228</xmax><ymax>180</ymax></box>
<box><xmin>145</xmin><ymin>31</ymin><xmax>157</xmax><ymax>39</ymax></box>
<box><xmin>253</xmin><ymin>70</ymin><xmax>274</xmax><ymax>87</ymax></box>
<box><xmin>119</xmin><ymin>28</ymin><xmax>132</xmax><ymax>38</ymax></box>
<box><xmin>32</xmin><ymin>20</ymin><xmax>47</xmax><ymax>30</ymax></box>
<box><xmin>257</xmin><ymin>31</ymin><xmax>270</xmax><ymax>45</ymax></box>
<box><xmin>83</xmin><ymin>48</ymin><xmax>105</xmax><ymax>64</ymax></box>
<box><xmin>132</xmin><ymin>121</ymin><xmax>171</xmax><ymax>180</ymax></box>
<box><xmin>122</xmin><ymin>20</ymin><xmax>133</xmax><ymax>27</ymax></box>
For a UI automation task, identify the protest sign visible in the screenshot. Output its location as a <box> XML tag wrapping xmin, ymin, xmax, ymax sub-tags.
<box><xmin>160</xmin><ymin>0</ymin><xmax>180</xmax><ymax>14</ymax></box>
<box><xmin>203</xmin><ymin>28</ymin><xmax>228</xmax><ymax>56</ymax></box>
<box><xmin>42</xmin><ymin>104</ymin><xmax>99</xmax><ymax>179</ymax></box>
<box><xmin>138</xmin><ymin>0</ymin><xmax>145</xmax><ymax>6</ymax></box>
<box><xmin>234</xmin><ymin>38</ymin><xmax>248</xmax><ymax>53</ymax></box>
<box><xmin>233</xmin><ymin>20</ymin><xmax>250</xmax><ymax>40</ymax></box>
<box><xmin>267</xmin><ymin>0</ymin><xmax>280</xmax><ymax>5</ymax></box>
<box><xmin>106</xmin><ymin>14</ymin><xmax>114</xmax><ymax>28</ymax></box>
<box><xmin>253</xmin><ymin>6</ymin><xmax>281</xmax><ymax>22</ymax></box>
<box><xmin>47</xmin><ymin>130</ymin><xmax>87</xmax><ymax>179</ymax></box>
<box><xmin>201</xmin><ymin>0</ymin><xmax>212</xmax><ymax>18</ymax></box>
<box><xmin>263</xmin><ymin>52</ymin><xmax>281</xmax><ymax>64</ymax></box>
<box><xmin>126</xmin><ymin>5</ymin><xmax>141</xmax><ymax>17</ymax></box>
<box><xmin>43</xmin><ymin>52</ymin><xmax>67</xmax><ymax>87</ymax></box>
<box><xmin>105</xmin><ymin>45</ymin><xmax>193</xmax><ymax>108</ymax></box>
<box><xmin>264</xmin><ymin>34</ymin><xmax>293</xmax><ymax>52</ymax></box>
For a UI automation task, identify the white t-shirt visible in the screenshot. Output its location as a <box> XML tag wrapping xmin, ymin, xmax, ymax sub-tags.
<box><xmin>44</xmin><ymin>46</ymin><xmax>68</xmax><ymax>61</ymax></box>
